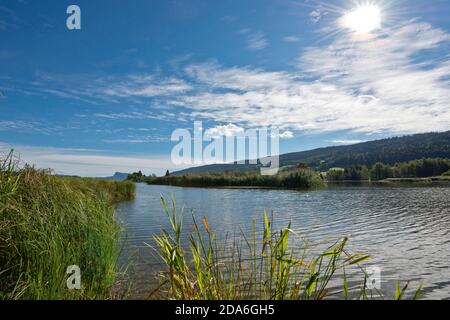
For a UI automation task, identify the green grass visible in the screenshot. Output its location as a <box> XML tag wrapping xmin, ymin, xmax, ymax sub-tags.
<box><xmin>0</xmin><ymin>152</ymin><xmax>135</xmax><ymax>299</ymax></box>
<box><xmin>152</xmin><ymin>197</ymin><xmax>423</xmax><ymax>300</ymax></box>
<box><xmin>145</xmin><ymin>168</ymin><xmax>325</xmax><ymax>190</ymax></box>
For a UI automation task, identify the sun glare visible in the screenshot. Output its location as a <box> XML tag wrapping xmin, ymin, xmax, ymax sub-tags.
<box><xmin>342</xmin><ymin>5</ymin><xmax>381</xmax><ymax>34</ymax></box>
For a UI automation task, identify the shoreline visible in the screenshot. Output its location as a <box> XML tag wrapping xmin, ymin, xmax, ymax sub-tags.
<box><xmin>144</xmin><ymin>177</ymin><xmax>450</xmax><ymax>190</ymax></box>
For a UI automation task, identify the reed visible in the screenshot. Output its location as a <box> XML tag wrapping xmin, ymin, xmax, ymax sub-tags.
<box><xmin>146</xmin><ymin>168</ymin><xmax>325</xmax><ymax>190</ymax></box>
<box><xmin>0</xmin><ymin>151</ymin><xmax>135</xmax><ymax>299</ymax></box>
<box><xmin>152</xmin><ymin>196</ymin><xmax>422</xmax><ymax>300</ymax></box>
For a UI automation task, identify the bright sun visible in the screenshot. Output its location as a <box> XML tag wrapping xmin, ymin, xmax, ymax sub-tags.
<box><xmin>342</xmin><ymin>5</ymin><xmax>381</xmax><ymax>34</ymax></box>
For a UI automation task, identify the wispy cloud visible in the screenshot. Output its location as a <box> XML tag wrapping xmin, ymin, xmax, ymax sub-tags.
<box><xmin>169</xmin><ymin>21</ymin><xmax>450</xmax><ymax>135</ymax></box>
<box><xmin>221</xmin><ymin>15</ymin><xmax>237</xmax><ymax>23</ymax></box>
<box><xmin>282</xmin><ymin>35</ymin><xmax>300</xmax><ymax>43</ymax></box>
<box><xmin>309</xmin><ymin>8</ymin><xmax>327</xmax><ymax>24</ymax></box>
<box><xmin>0</xmin><ymin>5</ymin><xmax>26</xmax><ymax>31</ymax></box>
<box><xmin>331</xmin><ymin>139</ymin><xmax>367</xmax><ymax>145</ymax></box>
<box><xmin>0</xmin><ymin>120</ymin><xmax>35</xmax><ymax>131</ymax></box>
<box><xmin>0</xmin><ymin>142</ymin><xmax>182</xmax><ymax>176</ymax></box>
<box><xmin>2</xmin><ymin>72</ymin><xmax>192</xmax><ymax>107</ymax></box>
<box><xmin>185</xmin><ymin>62</ymin><xmax>295</xmax><ymax>91</ymax></box>
<box><xmin>102</xmin><ymin>135</ymin><xmax>170</xmax><ymax>144</ymax></box>
<box><xmin>93</xmin><ymin>110</ymin><xmax>187</xmax><ymax>122</ymax></box>
<box><xmin>298</xmin><ymin>21</ymin><xmax>450</xmax><ymax>133</ymax></box>
<box><xmin>103</xmin><ymin>76</ymin><xmax>192</xmax><ymax>97</ymax></box>
<box><xmin>4</xmin><ymin>20</ymin><xmax>449</xmax><ymax>138</ymax></box>
<box><xmin>0</xmin><ymin>120</ymin><xmax>55</xmax><ymax>134</ymax></box>
<box><xmin>238</xmin><ymin>28</ymin><xmax>250</xmax><ymax>35</ymax></box>
<box><xmin>245</xmin><ymin>32</ymin><xmax>268</xmax><ymax>51</ymax></box>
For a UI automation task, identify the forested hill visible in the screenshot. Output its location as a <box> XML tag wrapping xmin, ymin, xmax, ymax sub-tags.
<box><xmin>173</xmin><ymin>131</ymin><xmax>450</xmax><ymax>175</ymax></box>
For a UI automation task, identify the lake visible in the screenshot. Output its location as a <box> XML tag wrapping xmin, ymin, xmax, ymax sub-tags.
<box><xmin>117</xmin><ymin>183</ymin><xmax>450</xmax><ymax>299</ymax></box>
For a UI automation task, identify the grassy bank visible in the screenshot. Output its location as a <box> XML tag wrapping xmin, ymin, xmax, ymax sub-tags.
<box><xmin>152</xmin><ymin>197</ymin><xmax>422</xmax><ymax>300</ymax></box>
<box><xmin>144</xmin><ymin>168</ymin><xmax>325</xmax><ymax>190</ymax></box>
<box><xmin>0</xmin><ymin>153</ymin><xmax>135</xmax><ymax>299</ymax></box>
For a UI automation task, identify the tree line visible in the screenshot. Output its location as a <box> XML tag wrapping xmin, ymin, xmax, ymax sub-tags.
<box><xmin>127</xmin><ymin>157</ymin><xmax>450</xmax><ymax>185</ymax></box>
<box><xmin>326</xmin><ymin>158</ymin><xmax>450</xmax><ymax>181</ymax></box>
<box><xmin>128</xmin><ymin>168</ymin><xmax>325</xmax><ymax>190</ymax></box>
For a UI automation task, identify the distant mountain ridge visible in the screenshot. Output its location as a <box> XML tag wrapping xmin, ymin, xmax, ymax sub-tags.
<box><xmin>100</xmin><ymin>172</ymin><xmax>129</xmax><ymax>181</ymax></box>
<box><xmin>173</xmin><ymin>131</ymin><xmax>450</xmax><ymax>175</ymax></box>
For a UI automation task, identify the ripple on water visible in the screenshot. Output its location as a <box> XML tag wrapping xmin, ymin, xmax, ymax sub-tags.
<box><xmin>117</xmin><ymin>183</ymin><xmax>450</xmax><ymax>299</ymax></box>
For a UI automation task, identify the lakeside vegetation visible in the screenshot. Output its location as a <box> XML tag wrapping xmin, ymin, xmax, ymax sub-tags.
<box><xmin>126</xmin><ymin>131</ymin><xmax>450</xmax><ymax>188</ymax></box>
<box><xmin>152</xmin><ymin>197</ymin><xmax>422</xmax><ymax>300</ymax></box>
<box><xmin>326</xmin><ymin>158</ymin><xmax>450</xmax><ymax>181</ymax></box>
<box><xmin>130</xmin><ymin>167</ymin><xmax>325</xmax><ymax>190</ymax></box>
<box><xmin>0</xmin><ymin>152</ymin><xmax>135</xmax><ymax>299</ymax></box>
<box><xmin>128</xmin><ymin>157</ymin><xmax>450</xmax><ymax>188</ymax></box>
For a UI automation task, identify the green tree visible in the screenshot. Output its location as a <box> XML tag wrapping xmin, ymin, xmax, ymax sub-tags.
<box><xmin>370</xmin><ymin>163</ymin><xmax>393</xmax><ymax>180</ymax></box>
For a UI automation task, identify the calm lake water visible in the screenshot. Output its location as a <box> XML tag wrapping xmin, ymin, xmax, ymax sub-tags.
<box><xmin>117</xmin><ymin>183</ymin><xmax>450</xmax><ymax>300</ymax></box>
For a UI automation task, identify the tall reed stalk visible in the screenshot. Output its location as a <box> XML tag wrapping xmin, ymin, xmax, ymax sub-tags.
<box><xmin>0</xmin><ymin>151</ymin><xmax>135</xmax><ymax>299</ymax></box>
<box><xmin>153</xmin><ymin>196</ymin><xmax>422</xmax><ymax>300</ymax></box>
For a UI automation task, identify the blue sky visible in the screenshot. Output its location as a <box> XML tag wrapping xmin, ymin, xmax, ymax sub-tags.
<box><xmin>1</xmin><ymin>0</ymin><xmax>450</xmax><ymax>176</ymax></box>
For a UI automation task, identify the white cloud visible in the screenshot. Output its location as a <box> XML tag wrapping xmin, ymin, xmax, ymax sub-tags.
<box><xmin>278</xmin><ymin>131</ymin><xmax>294</xmax><ymax>139</ymax></box>
<box><xmin>0</xmin><ymin>142</ymin><xmax>183</xmax><ymax>177</ymax></box>
<box><xmin>102</xmin><ymin>76</ymin><xmax>192</xmax><ymax>97</ymax></box>
<box><xmin>331</xmin><ymin>139</ymin><xmax>367</xmax><ymax>145</ymax></box>
<box><xmin>185</xmin><ymin>62</ymin><xmax>295</xmax><ymax>91</ymax></box>
<box><xmin>245</xmin><ymin>32</ymin><xmax>268</xmax><ymax>51</ymax></box>
<box><xmin>0</xmin><ymin>120</ymin><xmax>58</xmax><ymax>135</ymax></box>
<box><xmin>171</xmin><ymin>21</ymin><xmax>450</xmax><ymax>135</ymax></box>
<box><xmin>309</xmin><ymin>8</ymin><xmax>327</xmax><ymax>24</ymax></box>
<box><xmin>297</xmin><ymin>22</ymin><xmax>450</xmax><ymax>133</ymax></box>
<box><xmin>4</xmin><ymin>73</ymin><xmax>192</xmax><ymax>106</ymax></box>
<box><xmin>102</xmin><ymin>135</ymin><xmax>169</xmax><ymax>144</ymax></box>
<box><xmin>93</xmin><ymin>110</ymin><xmax>182</xmax><ymax>122</ymax></box>
<box><xmin>204</xmin><ymin>123</ymin><xmax>244</xmax><ymax>138</ymax></box>
<box><xmin>4</xmin><ymin>20</ymin><xmax>449</xmax><ymax>139</ymax></box>
<box><xmin>238</xmin><ymin>28</ymin><xmax>250</xmax><ymax>35</ymax></box>
<box><xmin>282</xmin><ymin>35</ymin><xmax>300</xmax><ymax>43</ymax></box>
<box><xmin>0</xmin><ymin>120</ymin><xmax>37</xmax><ymax>131</ymax></box>
<box><xmin>269</xmin><ymin>130</ymin><xmax>294</xmax><ymax>139</ymax></box>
